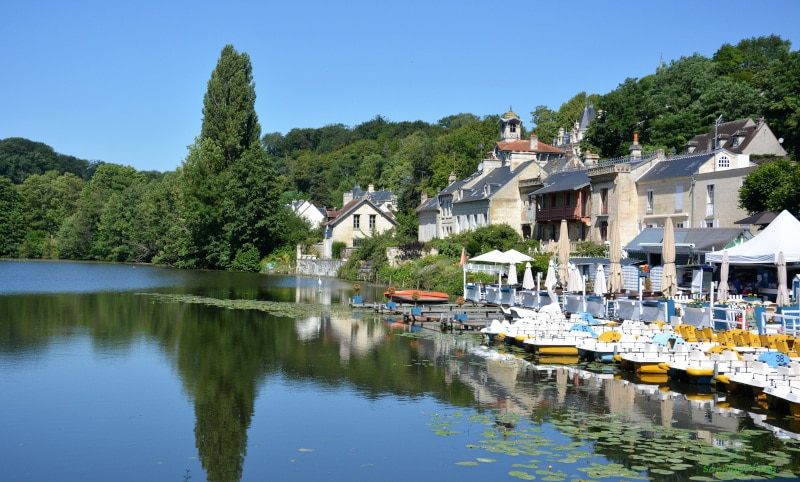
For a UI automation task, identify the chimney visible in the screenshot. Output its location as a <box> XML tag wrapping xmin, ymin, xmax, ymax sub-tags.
<box><xmin>368</xmin><ymin>183</ymin><xmax>374</xmax><ymax>193</ymax></box>
<box><xmin>584</xmin><ymin>150</ymin><xmax>599</xmax><ymax>166</ymax></box>
<box><xmin>757</xmin><ymin>115</ymin><xmax>765</xmax><ymax>128</ymax></box>
<box><xmin>530</xmin><ymin>134</ymin><xmax>538</xmax><ymax>151</ymax></box>
<box><xmin>448</xmin><ymin>172</ymin><xmax>457</xmax><ymax>184</ymax></box>
<box><xmin>421</xmin><ymin>191</ymin><xmax>428</xmax><ymax>203</ymax></box>
<box><xmin>629</xmin><ymin>132</ymin><xmax>642</xmax><ymax>159</ymax></box>
<box><xmin>707</xmin><ymin>138</ymin><xmax>713</xmax><ymax>152</ymax></box>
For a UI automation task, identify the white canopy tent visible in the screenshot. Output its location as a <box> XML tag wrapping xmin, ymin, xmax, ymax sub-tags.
<box><xmin>706</xmin><ymin>210</ymin><xmax>800</xmax><ymax>264</ymax></box>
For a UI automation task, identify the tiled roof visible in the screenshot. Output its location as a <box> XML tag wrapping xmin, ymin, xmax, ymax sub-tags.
<box><xmin>416</xmin><ymin>196</ymin><xmax>439</xmax><ymax>213</ymax></box>
<box><xmin>496</xmin><ymin>139</ymin><xmax>566</xmax><ymax>154</ymax></box>
<box><xmin>454</xmin><ymin>161</ymin><xmax>534</xmax><ymax>204</ymax></box>
<box><xmin>322</xmin><ymin>197</ymin><xmax>396</xmax><ymax>227</ymax></box>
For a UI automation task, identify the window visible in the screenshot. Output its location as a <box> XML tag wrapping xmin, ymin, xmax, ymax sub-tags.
<box><xmin>352</xmin><ymin>238</ymin><xmax>363</xmax><ymax>247</ymax></box>
<box><xmin>732</xmin><ymin>137</ymin><xmax>739</xmax><ymax>147</ymax></box>
<box><xmin>369</xmin><ymin>214</ymin><xmax>376</xmax><ymax>230</ymax></box>
<box><xmin>647</xmin><ymin>190</ymin><xmax>654</xmax><ymax>213</ymax></box>
<box><xmin>599</xmin><ymin>222</ymin><xmax>608</xmax><ymax>243</ymax></box>
<box><xmin>353</xmin><ymin>214</ymin><xmax>360</xmax><ymax>229</ymax></box>
<box><xmin>676</xmin><ymin>222</ymin><xmax>684</xmax><ymax>228</ymax></box>
<box><xmin>706</xmin><ymin>184</ymin><xmax>715</xmax><ymax>217</ymax></box>
<box><xmin>565</xmin><ymin>191</ymin><xmax>572</xmax><ymax>207</ymax></box>
<box><xmin>600</xmin><ymin>188</ymin><xmax>608</xmax><ymax>215</ymax></box>
<box><xmin>675</xmin><ymin>185</ymin><xmax>683</xmax><ymax>211</ymax></box>
<box><xmin>718</xmin><ymin>155</ymin><xmax>730</xmax><ymax>168</ymax></box>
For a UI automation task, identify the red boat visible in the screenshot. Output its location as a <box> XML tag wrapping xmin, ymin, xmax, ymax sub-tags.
<box><xmin>384</xmin><ymin>289</ymin><xmax>450</xmax><ymax>304</ymax></box>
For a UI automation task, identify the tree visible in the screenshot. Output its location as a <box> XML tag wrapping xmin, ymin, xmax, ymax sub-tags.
<box><xmin>739</xmin><ymin>160</ymin><xmax>800</xmax><ymax>215</ymax></box>
<box><xmin>200</xmin><ymin>45</ymin><xmax>261</xmax><ymax>168</ymax></box>
<box><xmin>0</xmin><ymin>177</ymin><xmax>23</xmax><ymax>255</ymax></box>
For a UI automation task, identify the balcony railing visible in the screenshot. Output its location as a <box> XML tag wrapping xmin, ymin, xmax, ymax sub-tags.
<box><xmin>535</xmin><ymin>205</ymin><xmax>587</xmax><ymax>222</ymax></box>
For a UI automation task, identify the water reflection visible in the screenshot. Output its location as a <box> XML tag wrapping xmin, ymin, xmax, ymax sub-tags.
<box><xmin>0</xmin><ymin>261</ymin><xmax>798</xmax><ymax>481</ymax></box>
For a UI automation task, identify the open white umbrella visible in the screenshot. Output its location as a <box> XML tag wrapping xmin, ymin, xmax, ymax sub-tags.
<box><xmin>593</xmin><ymin>264</ymin><xmax>607</xmax><ymax>296</ymax></box>
<box><xmin>522</xmin><ymin>262</ymin><xmax>535</xmax><ymax>290</ymax></box>
<box><xmin>717</xmin><ymin>250</ymin><xmax>730</xmax><ymax>302</ymax></box>
<box><xmin>777</xmin><ymin>251</ymin><xmax>789</xmax><ymax>306</ymax></box>
<box><xmin>507</xmin><ymin>263</ymin><xmax>518</xmax><ymax>286</ymax></box>
<box><xmin>502</xmin><ymin>249</ymin><xmax>534</xmax><ymax>264</ymax></box>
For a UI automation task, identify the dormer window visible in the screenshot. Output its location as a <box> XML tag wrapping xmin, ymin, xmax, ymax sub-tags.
<box><xmin>483</xmin><ymin>183</ymin><xmax>490</xmax><ymax>196</ymax></box>
<box><xmin>732</xmin><ymin>137</ymin><xmax>739</xmax><ymax>147</ymax></box>
<box><xmin>718</xmin><ymin>155</ymin><xmax>730</xmax><ymax>169</ymax></box>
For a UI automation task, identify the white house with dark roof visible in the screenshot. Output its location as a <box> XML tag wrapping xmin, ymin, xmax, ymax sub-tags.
<box><xmin>288</xmin><ymin>200</ymin><xmax>326</xmax><ymax>229</ymax></box>
<box><xmin>416</xmin><ymin>107</ymin><xmax>566</xmax><ymax>241</ymax></box>
<box><xmin>684</xmin><ymin>116</ymin><xmax>787</xmax><ymax>158</ymax></box>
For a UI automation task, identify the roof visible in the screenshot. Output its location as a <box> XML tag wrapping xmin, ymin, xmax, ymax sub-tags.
<box><xmin>637</xmin><ymin>152</ymin><xmax>715</xmax><ymax>182</ymax></box>
<box><xmin>531</xmin><ymin>169</ymin><xmax>590</xmax><ymax>195</ymax></box>
<box><xmin>578</xmin><ymin>104</ymin><xmax>595</xmax><ymax>130</ymax></box>
<box><xmin>734</xmin><ymin>210</ymin><xmax>778</xmax><ymax>225</ymax></box>
<box><xmin>686</xmin><ymin>118</ymin><xmax>753</xmax><ymax>154</ymax></box>
<box><xmin>501</xmin><ymin>107</ymin><xmax>520</xmax><ymax>120</ymax></box>
<box><xmin>454</xmin><ymin>161</ymin><xmax>533</xmax><ymax>204</ymax></box>
<box><xmin>496</xmin><ymin>139</ymin><xmax>566</xmax><ymax>154</ymax></box>
<box><xmin>626</xmin><ymin>228</ymin><xmax>752</xmax><ymax>254</ymax></box>
<box><xmin>416</xmin><ymin>196</ymin><xmax>439</xmax><ymax>213</ymax></box>
<box><xmin>322</xmin><ymin>197</ymin><xmax>396</xmax><ymax>228</ymax></box>
<box><xmin>707</xmin><ymin>210</ymin><xmax>800</xmax><ymax>264</ymax></box>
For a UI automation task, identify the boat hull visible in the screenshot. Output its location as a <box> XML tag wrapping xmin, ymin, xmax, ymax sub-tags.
<box><xmin>385</xmin><ymin>290</ymin><xmax>450</xmax><ymax>304</ymax></box>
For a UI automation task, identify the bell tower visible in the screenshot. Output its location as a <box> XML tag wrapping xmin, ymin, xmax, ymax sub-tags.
<box><xmin>498</xmin><ymin>106</ymin><xmax>522</xmax><ymax>142</ymax></box>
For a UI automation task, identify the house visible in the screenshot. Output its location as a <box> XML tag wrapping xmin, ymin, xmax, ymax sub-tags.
<box><xmin>551</xmin><ymin>103</ymin><xmax>596</xmax><ymax>158</ymax></box>
<box><xmin>635</xmin><ymin>148</ymin><xmax>757</xmax><ymax>231</ymax></box>
<box><xmin>526</xmin><ymin>168</ymin><xmax>592</xmax><ymax>249</ymax></box>
<box><xmin>684</xmin><ymin>116</ymin><xmax>787</xmax><ymax>158</ymax></box>
<box><xmin>287</xmin><ymin>200</ymin><xmax>326</xmax><ymax>229</ymax></box>
<box><xmin>587</xmin><ymin>134</ymin><xmax>665</xmax><ymax>247</ymax></box>
<box><xmin>321</xmin><ymin>183</ymin><xmax>398</xmax><ymax>258</ymax></box>
<box><xmin>322</xmin><ymin>197</ymin><xmax>397</xmax><ymax>258</ymax></box>
<box><xmin>416</xmin><ymin>107</ymin><xmax>565</xmax><ymax>241</ymax></box>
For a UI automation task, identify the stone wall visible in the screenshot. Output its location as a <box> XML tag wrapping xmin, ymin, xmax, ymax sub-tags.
<box><xmin>296</xmin><ymin>258</ymin><xmax>346</xmax><ymax>277</ymax></box>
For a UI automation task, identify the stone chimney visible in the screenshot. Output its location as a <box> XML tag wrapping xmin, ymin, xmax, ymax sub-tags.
<box><xmin>557</xmin><ymin>127</ymin><xmax>564</xmax><ymax>145</ymax></box>
<box><xmin>529</xmin><ymin>134</ymin><xmax>539</xmax><ymax>151</ymax></box>
<box><xmin>421</xmin><ymin>191</ymin><xmax>428</xmax><ymax>203</ymax></box>
<box><xmin>629</xmin><ymin>132</ymin><xmax>642</xmax><ymax>159</ymax></box>
<box><xmin>584</xmin><ymin>150</ymin><xmax>599</xmax><ymax>166</ymax></box>
<box><xmin>707</xmin><ymin>138</ymin><xmax>713</xmax><ymax>152</ymax></box>
<box><xmin>757</xmin><ymin>115</ymin><xmax>765</xmax><ymax>129</ymax></box>
<box><xmin>368</xmin><ymin>183</ymin><xmax>374</xmax><ymax>193</ymax></box>
<box><xmin>448</xmin><ymin>172</ymin><xmax>457</xmax><ymax>185</ymax></box>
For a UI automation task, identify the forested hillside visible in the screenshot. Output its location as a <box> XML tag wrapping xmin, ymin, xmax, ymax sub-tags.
<box><xmin>0</xmin><ymin>35</ymin><xmax>797</xmax><ymax>269</ymax></box>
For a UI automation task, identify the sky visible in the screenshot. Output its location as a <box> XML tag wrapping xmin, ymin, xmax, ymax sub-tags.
<box><xmin>3</xmin><ymin>1</ymin><xmax>799</xmax><ymax>173</ymax></box>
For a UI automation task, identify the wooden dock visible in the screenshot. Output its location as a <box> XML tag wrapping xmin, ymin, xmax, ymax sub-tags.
<box><xmin>375</xmin><ymin>302</ymin><xmax>504</xmax><ymax>331</ymax></box>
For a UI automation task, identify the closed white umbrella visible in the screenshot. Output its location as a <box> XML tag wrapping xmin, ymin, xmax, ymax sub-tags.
<box><xmin>777</xmin><ymin>251</ymin><xmax>789</xmax><ymax>306</ymax></box>
<box><xmin>608</xmin><ymin>220</ymin><xmax>624</xmax><ymax>293</ymax></box>
<box><xmin>545</xmin><ymin>259</ymin><xmax>557</xmax><ymax>288</ymax></box>
<box><xmin>660</xmin><ymin>217</ymin><xmax>678</xmax><ymax>297</ymax></box>
<box><xmin>507</xmin><ymin>262</ymin><xmax>518</xmax><ymax>286</ymax></box>
<box><xmin>594</xmin><ymin>264</ymin><xmax>607</xmax><ymax>296</ymax></box>
<box><xmin>717</xmin><ymin>250</ymin><xmax>730</xmax><ymax>302</ymax></box>
<box><xmin>568</xmin><ymin>263</ymin><xmax>584</xmax><ymax>293</ymax></box>
<box><xmin>522</xmin><ymin>262</ymin><xmax>535</xmax><ymax>290</ymax></box>
<box><xmin>558</xmin><ymin>220</ymin><xmax>570</xmax><ymax>287</ymax></box>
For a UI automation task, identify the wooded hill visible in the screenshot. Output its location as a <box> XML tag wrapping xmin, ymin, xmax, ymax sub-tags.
<box><xmin>0</xmin><ymin>35</ymin><xmax>797</xmax><ymax>270</ymax></box>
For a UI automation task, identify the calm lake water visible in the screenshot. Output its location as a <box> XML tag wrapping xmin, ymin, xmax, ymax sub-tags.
<box><xmin>1</xmin><ymin>260</ymin><xmax>799</xmax><ymax>482</ymax></box>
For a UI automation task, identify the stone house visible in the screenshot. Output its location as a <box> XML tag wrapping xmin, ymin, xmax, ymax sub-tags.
<box><xmin>416</xmin><ymin>107</ymin><xmax>565</xmax><ymax>241</ymax></box>
<box><xmin>635</xmin><ymin>148</ymin><xmax>757</xmax><ymax>232</ymax></box>
<box><xmin>684</xmin><ymin>116</ymin><xmax>787</xmax><ymax>158</ymax></box>
<box><xmin>322</xmin><ymin>185</ymin><xmax>397</xmax><ymax>258</ymax></box>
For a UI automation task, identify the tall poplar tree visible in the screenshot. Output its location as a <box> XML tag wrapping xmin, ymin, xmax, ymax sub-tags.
<box><xmin>179</xmin><ymin>44</ymin><xmax>287</xmax><ymax>271</ymax></box>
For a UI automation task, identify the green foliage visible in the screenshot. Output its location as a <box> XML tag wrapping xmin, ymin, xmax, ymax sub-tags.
<box><xmin>0</xmin><ymin>137</ymin><xmax>95</xmax><ymax>184</ymax></box>
<box><xmin>332</xmin><ymin>241</ymin><xmax>346</xmax><ymax>259</ymax></box>
<box><xmin>575</xmin><ymin>241</ymin><xmax>607</xmax><ymax>258</ymax></box>
<box><xmin>230</xmin><ymin>245</ymin><xmax>261</xmax><ymax>272</ymax></box>
<box><xmin>0</xmin><ymin>176</ymin><xmax>23</xmax><ymax>255</ymax></box>
<box><xmin>739</xmin><ymin>159</ymin><xmax>800</xmax><ymax>214</ymax></box>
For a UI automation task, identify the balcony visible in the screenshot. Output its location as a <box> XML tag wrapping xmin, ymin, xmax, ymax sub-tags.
<box><xmin>535</xmin><ymin>205</ymin><xmax>587</xmax><ymax>222</ymax></box>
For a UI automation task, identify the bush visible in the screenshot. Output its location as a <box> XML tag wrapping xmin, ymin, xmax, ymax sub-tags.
<box><xmin>332</xmin><ymin>241</ymin><xmax>346</xmax><ymax>259</ymax></box>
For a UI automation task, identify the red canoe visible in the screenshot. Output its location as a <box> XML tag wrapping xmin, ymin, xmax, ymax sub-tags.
<box><xmin>384</xmin><ymin>289</ymin><xmax>450</xmax><ymax>304</ymax></box>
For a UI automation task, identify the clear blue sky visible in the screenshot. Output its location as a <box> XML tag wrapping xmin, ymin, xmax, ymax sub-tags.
<box><xmin>3</xmin><ymin>0</ymin><xmax>799</xmax><ymax>173</ymax></box>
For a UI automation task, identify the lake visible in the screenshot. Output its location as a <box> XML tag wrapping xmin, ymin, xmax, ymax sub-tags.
<box><xmin>1</xmin><ymin>260</ymin><xmax>799</xmax><ymax>481</ymax></box>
